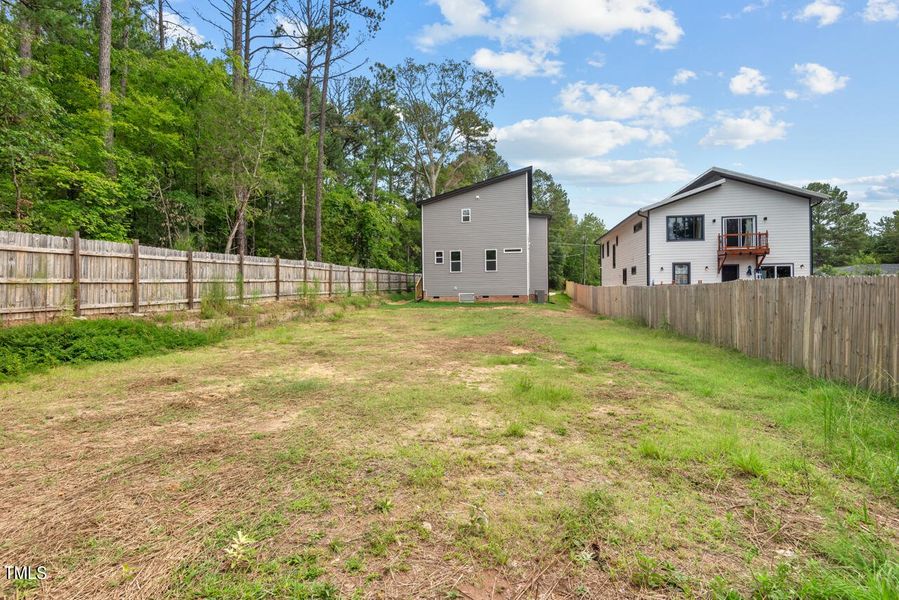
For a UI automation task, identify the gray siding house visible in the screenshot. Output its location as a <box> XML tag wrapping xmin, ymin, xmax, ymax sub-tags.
<box><xmin>597</xmin><ymin>167</ymin><xmax>828</xmax><ymax>286</ymax></box>
<box><xmin>417</xmin><ymin>167</ymin><xmax>549</xmax><ymax>302</ymax></box>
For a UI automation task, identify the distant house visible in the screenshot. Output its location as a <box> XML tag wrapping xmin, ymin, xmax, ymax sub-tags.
<box><xmin>596</xmin><ymin>167</ymin><xmax>829</xmax><ymax>286</ymax></box>
<box><xmin>416</xmin><ymin>166</ymin><xmax>550</xmax><ymax>302</ymax></box>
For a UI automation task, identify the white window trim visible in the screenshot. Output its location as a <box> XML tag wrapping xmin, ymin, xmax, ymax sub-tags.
<box><xmin>461</xmin><ymin>208</ymin><xmax>471</xmax><ymax>223</ymax></box>
<box><xmin>434</xmin><ymin>250</ymin><xmax>444</xmax><ymax>265</ymax></box>
<box><xmin>450</xmin><ymin>250</ymin><xmax>462</xmax><ymax>273</ymax></box>
<box><xmin>503</xmin><ymin>248</ymin><xmax>522</xmax><ymax>253</ymax></box>
<box><xmin>484</xmin><ymin>249</ymin><xmax>498</xmax><ymax>272</ymax></box>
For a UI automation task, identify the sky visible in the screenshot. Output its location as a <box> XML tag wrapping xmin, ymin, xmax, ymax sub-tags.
<box><xmin>177</xmin><ymin>0</ymin><xmax>899</xmax><ymax>227</ymax></box>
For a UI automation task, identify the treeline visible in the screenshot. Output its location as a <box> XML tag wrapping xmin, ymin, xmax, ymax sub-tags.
<box><xmin>807</xmin><ymin>184</ymin><xmax>899</xmax><ymax>270</ymax></box>
<box><xmin>0</xmin><ymin>0</ymin><xmax>606</xmax><ymax>283</ymax></box>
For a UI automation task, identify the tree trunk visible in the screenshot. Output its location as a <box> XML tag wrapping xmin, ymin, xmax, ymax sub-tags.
<box><xmin>99</xmin><ymin>0</ymin><xmax>115</xmax><ymax>176</ymax></box>
<box><xmin>243</xmin><ymin>0</ymin><xmax>251</xmax><ymax>78</ymax></box>
<box><xmin>370</xmin><ymin>158</ymin><xmax>378</xmax><ymax>202</ymax></box>
<box><xmin>157</xmin><ymin>0</ymin><xmax>165</xmax><ymax>49</ymax></box>
<box><xmin>301</xmin><ymin>30</ymin><xmax>313</xmax><ymax>260</ymax></box>
<box><xmin>120</xmin><ymin>0</ymin><xmax>131</xmax><ymax>97</ymax></box>
<box><xmin>313</xmin><ymin>0</ymin><xmax>335</xmax><ymax>261</ymax></box>
<box><xmin>231</xmin><ymin>0</ymin><xmax>244</xmax><ymax>94</ymax></box>
<box><xmin>18</xmin><ymin>12</ymin><xmax>33</xmax><ymax>78</ymax></box>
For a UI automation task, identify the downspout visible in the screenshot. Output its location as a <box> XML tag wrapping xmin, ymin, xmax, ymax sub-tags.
<box><xmin>809</xmin><ymin>199</ymin><xmax>814</xmax><ymax>276</ymax></box>
<box><xmin>638</xmin><ymin>209</ymin><xmax>650</xmax><ymax>286</ymax></box>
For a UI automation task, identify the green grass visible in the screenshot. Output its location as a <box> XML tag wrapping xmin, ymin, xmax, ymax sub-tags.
<box><xmin>2</xmin><ymin>295</ymin><xmax>897</xmax><ymax>598</ymax></box>
<box><xmin>0</xmin><ymin>318</ymin><xmax>225</xmax><ymax>382</ymax></box>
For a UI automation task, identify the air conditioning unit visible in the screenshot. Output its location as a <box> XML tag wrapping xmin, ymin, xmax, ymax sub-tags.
<box><xmin>534</xmin><ymin>289</ymin><xmax>547</xmax><ymax>304</ymax></box>
<box><xmin>458</xmin><ymin>293</ymin><xmax>475</xmax><ymax>303</ymax></box>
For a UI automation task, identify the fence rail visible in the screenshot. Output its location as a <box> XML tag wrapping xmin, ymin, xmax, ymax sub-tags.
<box><xmin>1</xmin><ymin>231</ymin><xmax>419</xmax><ymax>324</ymax></box>
<box><xmin>566</xmin><ymin>277</ymin><xmax>898</xmax><ymax>396</ymax></box>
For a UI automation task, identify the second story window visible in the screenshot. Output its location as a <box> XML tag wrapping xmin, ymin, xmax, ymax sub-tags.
<box><xmin>667</xmin><ymin>215</ymin><xmax>704</xmax><ymax>241</ymax></box>
<box><xmin>461</xmin><ymin>208</ymin><xmax>471</xmax><ymax>223</ymax></box>
<box><xmin>633</xmin><ymin>221</ymin><xmax>643</xmax><ymax>233</ymax></box>
<box><xmin>435</xmin><ymin>250</ymin><xmax>444</xmax><ymax>265</ymax></box>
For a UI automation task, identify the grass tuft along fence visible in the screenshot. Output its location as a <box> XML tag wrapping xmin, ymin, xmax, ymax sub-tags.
<box><xmin>566</xmin><ymin>277</ymin><xmax>898</xmax><ymax>396</ymax></box>
<box><xmin>0</xmin><ymin>230</ymin><xmax>419</xmax><ymax>324</ymax></box>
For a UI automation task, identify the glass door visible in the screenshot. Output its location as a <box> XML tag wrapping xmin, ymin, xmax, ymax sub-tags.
<box><xmin>724</xmin><ymin>217</ymin><xmax>756</xmax><ymax>247</ymax></box>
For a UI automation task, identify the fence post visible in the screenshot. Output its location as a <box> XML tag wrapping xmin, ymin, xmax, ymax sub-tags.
<box><xmin>72</xmin><ymin>231</ymin><xmax>81</xmax><ymax>317</ymax></box>
<box><xmin>186</xmin><ymin>249</ymin><xmax>194</xmax><ymax>310</ymax></box>
<box><xmin>131</xmin><ymin>239</ymin><xmax>140</xmax><ymax>313</ymax></box>
<box><xmin>375</xmin><ymin>269</ymin><xmax>380</xmax><ymax>295</ymax></box>
<box><xmin>238</xmin><ymin>247</ymin><xmax>245</xmax><ymax>303</ymax></box>
<box><xmin>362</xmin><ymin>268</ymin><xmax>367</xmax><ymax>295</ymax></box>
<box><xmin>275</xmin><ymin>255</ymin><xmax>281</xmax><ymax>301</ymax></box>
<box><xmin>328</xmin><ymin>264</ymin><xmax>333</xmax><ymax>298</ymax></box>
<box><xmin>303</xmin><ymin>259</ymin><xmax>308</xmax><ymax>295</ymax></box>
<box><xmin>347</xmin><ymin>265</ymin><xmax>351</xmax><ymax>295</ymax></box>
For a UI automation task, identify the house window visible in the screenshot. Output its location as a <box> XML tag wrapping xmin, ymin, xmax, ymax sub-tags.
<box><xmin>503</xmin><ymin>248</ymin><xmax>522</xmax><ymax>253</ymax></box>
<box><xmin>633</xmin><ymin>221</ymin><xmax>643</xmax><ymax>233</ymax></box>
<box><xmin>450</xmin><ymin>250</ymin><xmax>461</xmax><ymax>272</ymax></box>
<box><xmin>673</xmin><ymin>263</ymin><xmax>691</xmax><ymax>285</ymax></box>
<box><xmin>600</xmin><ymin>244</ymin><xmax>604</xmax><ymax>258</ymax></box>
<box><xmin>485</xmin><ymin>249</ymin><xmax>497</xmax><ymax>272</ymax></box>
<box><xmin>667</xmin><ymin>215</ymin><xmax>704</xmax><ymax>241</ymax></box>
<box><xmin>622</xmin><ymin>268</ymin><xmax>627</xmax><ymax>285</ymax></box>
<box><xmin>461</xmin><ymin>208</ymin><xmax>471</xmax><ymax>223</ymax></box>
<box><xmin>612</xmin><ymin>245</ymin><xmax>616</xmax><ymax>268</ymax></box>
<box><xmin>630</xmin><ymin>266</ymin><xmax>637</xmax><ymax>275</ymax></box>
<box><xmin>434</xmin><ymin>250</ymin><xmax>444</xmax><ymax>265</ymax></box>
<box><xmin>758</xmin><ymin>265</ymin><xmax>793</xmax><ymax>279</ymax></box>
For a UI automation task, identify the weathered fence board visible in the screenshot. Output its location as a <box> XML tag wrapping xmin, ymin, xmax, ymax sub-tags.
<box><xmin>1</xmin><ymin>231</ymin><xmax>419</xmax><ymax>324</ymax></box>
<box><xmin>565</xmin><ymin>277</ymin><xmax>898</xmax><ymax>396</ymax></box>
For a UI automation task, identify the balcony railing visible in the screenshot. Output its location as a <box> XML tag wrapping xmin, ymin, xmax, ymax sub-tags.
<box><xmin>718</xmin><ymin>231</ymin><xmax>769</xmax><ymax>253</ymax></box>
<box><xmin>717</xmin><ymin>231</ymin><xmax>770</xmax><ymax>272</ymax></box>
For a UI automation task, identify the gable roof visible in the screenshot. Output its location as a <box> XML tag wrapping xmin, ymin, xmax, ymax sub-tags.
<box><xmin>670</xmin><ymin>167</ymin><xmax>829</xmax><ymax>204</ymax></box>
<box><xmin>415</xmin><ymin>166</ymin><xmax>533</xmax><ymax>209</ymax></box>
<box><xmin>596</xmin><ymin>167</ymin><xmax>828</xmax><ymax>242</ymax></box>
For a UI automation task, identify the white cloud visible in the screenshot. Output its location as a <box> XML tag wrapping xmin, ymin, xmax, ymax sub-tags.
<box><xmin>863</xmin><ymin>0</ymin><xmax>899</xmax><ymax>22</ymax></box>
<box><xmin>493</xmin><ymin>115</ymin><xmax>688</xmax><ymax>185</ymax></box>
<box><xmin>559</xmin><ymin>82</ymin><xmax>702</xmax><ymax>128</ymax></box>
<box><xmin>794</xmin><ymin>63</ymin><xmax>849</xmax><ymax>94</ymax></box>
<box><xmin>494</xmin><ymin>116</ymin><xmax>661</xmax><ymax>158</ymax></box>
<box><xmin>471</xmin><ymin>47</ymin><xmax>562</xmax><ymax>77</ymax></box>
<box><xmin>417</xmin><ymin>0</ymin><xmax>684</xmax><ymax>51</ymax></box>
<box><xmin>163</xmin><ymin>11</ymin><xmax>204</xmax><ymax>47</ymax></box>
<box><xmin>795</xmin><ymin>1</ymin><xmax>844</xmax><ymax>26</ymax></box>
<box><xmin>532</xmin><ymin>157</ymin><xmax>690</xmax><ymax>184</ymax></box>
<box><xmin>784</xmin><ymin>89</ymin><xmax>800</xmax><ymax>100</ymax></box>
<box><xmin>672</xmin><ymin>69</ymin><xmax>697</xmax><ymax>85</ymax></box>
<box><xmin>819</xmin><ymin>171</ymin><xmax>899</xmax><ymax>221</ymax></box>
<box><xmin>729</xmin><ymin>67</ymin><xmax>770</xmax><ymax>96</ymax></box>
<box><xmin>700</xmin><ymin>107</ymin><xmax>790</xmax><ymax>149</ymax></box>
<box><xmin>587</xmin><ymin>52</ymin><xmax>606</xmax><ymax>69</ymax></box>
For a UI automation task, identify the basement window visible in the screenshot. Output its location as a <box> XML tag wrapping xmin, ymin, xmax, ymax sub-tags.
<box><xmin>485</xmin><ymin>249</ymin><xmax>498</xmax><ymax>272</ymax></box>
<box><xmin>461</xmin><ymin>208</ymin><xmax>471</xmax><ymax>223</ymax></box>
<box><xmin>434</xmin><ymin>250</ymin><xmax>444</xmax><ymax>265</ymax></box>
<box><xmin>450</xmin><ymin>250</ymin><xmax>462</xmax><ymax>273</ymax></box>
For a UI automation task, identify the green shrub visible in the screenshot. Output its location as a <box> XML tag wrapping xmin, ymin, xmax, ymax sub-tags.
<box><xmin>200</xmin><ymin>280</ymin><xmax>230</xmax><ymax>319</ymax></box>
<box><xmin>0</xmin><ymin>319</ymin><xmax>224</xmax><ymax>382</ymax></box>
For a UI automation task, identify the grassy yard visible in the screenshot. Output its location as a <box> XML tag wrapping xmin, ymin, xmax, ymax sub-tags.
<box><xmin>0</xmin><ymin>297</ymin><xmax>896</xmax><ymax>599</ymax></box>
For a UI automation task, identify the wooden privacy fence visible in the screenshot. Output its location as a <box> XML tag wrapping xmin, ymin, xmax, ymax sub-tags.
<box><xmin>0</xmin><ymin>230</ymin><xmax>419</xmax><ymax>324</ymax></box>
<box><xmin>566</xmin><ymin>277</ymin><xmax>898</xmax><ymax>396</ymax></box>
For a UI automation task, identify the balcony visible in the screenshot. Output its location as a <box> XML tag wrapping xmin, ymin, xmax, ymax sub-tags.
<box><xmin>717</xmin><ymin>231</ymin><xmax>770</xmax><ymax>272</ymax></box>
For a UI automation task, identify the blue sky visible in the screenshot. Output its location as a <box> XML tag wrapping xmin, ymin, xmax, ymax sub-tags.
<box><xmin>177</xmin><ymin>0</ymin><xmax>899</xmax><ymax>226</ymax></box>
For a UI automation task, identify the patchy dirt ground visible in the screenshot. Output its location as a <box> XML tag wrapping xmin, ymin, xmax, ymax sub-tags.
<box><xmin>0</xmin><ymin>299</ymin><xmax>896</xmax><ymax>599</ymax></box>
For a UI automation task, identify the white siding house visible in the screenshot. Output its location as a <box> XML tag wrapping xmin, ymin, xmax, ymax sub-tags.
<box><xmin>598</xmin><ymin>168</ymin><xmax>828</xmax><ymax>286</ymax></box>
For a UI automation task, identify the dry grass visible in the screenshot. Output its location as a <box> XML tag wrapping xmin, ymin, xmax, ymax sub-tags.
<box><xmin>0</xmin><ymin>298</ymin><xmax>896</xmax><ymax>599</ymax></box>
